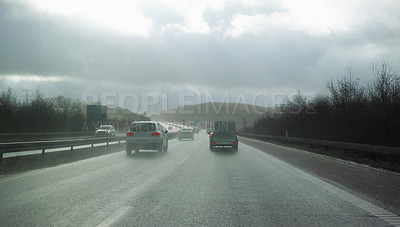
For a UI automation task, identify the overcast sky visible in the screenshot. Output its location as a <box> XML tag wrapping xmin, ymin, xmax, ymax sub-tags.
<box><xmin>0</xmin><ymin>0</ymin><xmax>399</xmax><ymax>111</ymax></box>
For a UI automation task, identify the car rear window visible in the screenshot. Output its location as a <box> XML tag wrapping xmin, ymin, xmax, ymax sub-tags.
<box><xmin>213</xmin><ymin>122</ymin><xmax>235</xmax><ymax>135</ymax></box>
<box><xmin>130</xmin><ymin>123</ymin><xmax>156</xmax><ymax>132</ymax></box>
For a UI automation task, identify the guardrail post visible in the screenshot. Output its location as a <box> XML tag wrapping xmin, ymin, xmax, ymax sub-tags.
<box><xmin>42</xmin><ymin>149</ymin><xmax>45</xmax><ymax>160</ymax></box>
<box><xmin>91</xmin><ymin>144</ymin><xmax>94</xmax><ymax>151</ymax></box>
<box><xmin>0</xmin><ymin>152</ymin><xmax>3</xmax><ymax>165</ymax></box>
<box><xmin>70</xmin><ymin>146</ymin><xmax>74</xmax><ymax>157</ymax></box>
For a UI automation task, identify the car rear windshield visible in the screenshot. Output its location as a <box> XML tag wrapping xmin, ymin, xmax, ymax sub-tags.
<box><xmin>130</xmin><ymin>123</ymin><xmax>156</xmax><ymax>132</ymax></box>
<box><xmin>99</xmin><ymin>125</ymin><xmax>112</xmax><ymax>130</ymax></box>
<box><xmin>213</xmin><ymin>122</ymin><xmax>235</xmax><ymax>135</ymax></box>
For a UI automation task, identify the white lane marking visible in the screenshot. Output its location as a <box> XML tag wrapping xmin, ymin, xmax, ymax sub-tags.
<box><xmin>243</xmin><ymin>143</ymin><xmax>400</xmax><ymax>227</ymax></box>
<box><xmin>179</xmin><ymin>157</ymin><xmax>188</xmax><ymax>165</ymax></box>
<box><xmin>97</xmin><ymin>206</ymin><xmax>131</xmax><ymax>227</ymax></box>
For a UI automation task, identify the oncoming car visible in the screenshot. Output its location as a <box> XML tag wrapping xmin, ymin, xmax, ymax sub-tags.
<box><xmin>95</xmin><ymin>125</ymin><xmax>117</xmax><ymax>137</ymax></box>
<box><xmin>126</xmin><ymin>121</ymin><xmax>168</xmax><ymax>155</ymax></box>
<box><xmin>178</xmin><ymin>128</ymin><xmax>194</xmax><ymax>140</ymax></box>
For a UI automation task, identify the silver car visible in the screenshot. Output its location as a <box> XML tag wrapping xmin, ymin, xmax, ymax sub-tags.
<box><xmin>126</xmin><ymin>121</ymin><xmax>168</xmax><ymax>155</ymax></box>
<box><xmin>178</xmin><ymin>128</ymin><xmax>194</xmax><ymax>140</ymax></box>
<box><xmin>95</xmin><ymin>125</ymin><xmax>117</xmax><ymax>137</ymax></box>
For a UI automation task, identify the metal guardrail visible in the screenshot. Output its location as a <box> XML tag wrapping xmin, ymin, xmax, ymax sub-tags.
<box><xmin>0</xmin><ymin>136</ymin><xmax>125</xmax><ymax>161</ymax></box>
<box><xmin>0</xmin><ymin>132</ymin><xmax>178</xmax><ymax>161</ymax></box>
<box><xmin>238</xmin><ymin>133</ymin><xmax>400</xmax><ymax>157</ymax></box>
<box><xmin>0</xmin><ymin>132</ymin><xmax>95</xmax><ymax>142</ymax></box>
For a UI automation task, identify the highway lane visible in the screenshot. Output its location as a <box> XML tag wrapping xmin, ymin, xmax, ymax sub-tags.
<box><xmin>0</xmin><ymin>134</ymin><xmax>398</xmax><ymax>226</ymax></box>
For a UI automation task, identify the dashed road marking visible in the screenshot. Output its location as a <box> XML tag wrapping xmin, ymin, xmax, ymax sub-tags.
<box><xmin>97</xmin><ymin>206</ymin><xmax>131</xmax><ymax>227</ymax></box>
<box><xmin>179</xmin><ymin>157</ymin><xmax>188</xmax><ymax>165</ymax></box>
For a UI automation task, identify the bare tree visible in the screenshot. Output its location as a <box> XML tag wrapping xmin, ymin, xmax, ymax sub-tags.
<box><xmin>368</xmin><ymin>59</ymin><xmax>400</xmax><ymax>139</ymax></box>
<box><xmin>369</xmin><ymin>59</ymin><xmax>393</xmax><ymax>105</ymax></box>
<box><xmin>327</xmin><ymin>64</ymin><xmax>364</xmax><ymax>111</ymax></box>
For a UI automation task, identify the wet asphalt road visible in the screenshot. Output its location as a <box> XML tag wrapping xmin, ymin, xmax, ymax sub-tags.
<box><xmin>0</xmin><ymin>133</ymin><xmax>399</xmax><ymax>226</ymax></box>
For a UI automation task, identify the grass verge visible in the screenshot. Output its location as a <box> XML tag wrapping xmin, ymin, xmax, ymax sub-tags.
<box><xmin>240</xmin><ymin>135</ymin><xmax>400</xmax><ymax>173</ymax></box>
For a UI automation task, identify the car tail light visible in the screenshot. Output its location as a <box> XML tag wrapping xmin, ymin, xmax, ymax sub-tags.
<box><xmin>152</xmin><ymin>132</ymin><xmax>160</xmax><ymax>136</ymax></box>
<box><xmin>190</xmin><ymin>132</ymin><xmax>193</xmax><ymax>134</ymax></box>
<box><xmin>213</xmin><ymin>142</ymin><xmax>216</xmax><ymax>145</ymax></box>
<box><xmin>210</xmin><ymin>133</ymin><xmax>213</xmax><ymax>138</ymax></box>
<box><xmin>127</xmin><ymin>132</ymin><xmax>134</xmax><ymax>136</ymax></box>
<box><xmin>178</xmin><ymin>132</ymin><xmax>181</xmax><ymax>134</ymax></box>
<box><xmin>233</xmin><ymin>142</ymin><xmax>238</xmax><ymax>145</ymax></box>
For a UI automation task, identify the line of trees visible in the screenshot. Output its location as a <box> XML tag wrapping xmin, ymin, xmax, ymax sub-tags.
<box><xmin>0</xmin><ymin>89</ymin><xmax>86</xmax><ymax>133</ymax></box>
<box><xmin>244</xmin><ymin>60</ymin><xmax>400</xmax><ymax>147</ymax></box>
<box><xmin>0</xmin><ymin>89</ymin><xmax>150</xmax><ymax>133</ymax></box>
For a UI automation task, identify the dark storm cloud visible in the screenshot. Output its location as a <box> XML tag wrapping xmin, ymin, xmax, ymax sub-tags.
<box><xmin>0</xmin><ymin>0</ymin><xmax>399</xmax><ymax>100</ymax></box>
<box><xmin>0</xmin><ymin>1</ymin><xmax>88</xmax><ymax>76</ymax></box>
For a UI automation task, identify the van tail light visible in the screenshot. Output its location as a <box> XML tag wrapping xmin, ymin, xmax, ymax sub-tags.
<box><xmin>213</xmin><ymin>142</ymin><xmax>216</xmax><ymax>145</ymax></box>
<box><xmin>127</xmin><ymin>132</ymin><xmax>134</xmax><ymax>136</ymax></box>
<box><xmin>152</xmin><ymin>132</ymin><xmax>160</xmax><ymax>136</ymax></box>
<box><xmin>233</xmin><ymin>142</ymin><xmax>238</xmax><ymax>145</ymax></box>
<box><xmin>190</xmin><ymin>132</ymin><xmax>193</xmax><ymax>134</ymax></box>
<box><xmin>210</xmin><ymin>133</ymin><xmax>213</xmax><ymax>138</ymax></box>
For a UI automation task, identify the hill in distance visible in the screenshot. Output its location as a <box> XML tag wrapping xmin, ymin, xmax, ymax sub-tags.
<box><xmin>151</xmin><ymin>102</ymin><xmax>275</xmax><ymax>129</ymax></box>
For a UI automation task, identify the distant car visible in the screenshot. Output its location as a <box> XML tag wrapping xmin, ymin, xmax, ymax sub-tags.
<box><xmin>126</xmin><ymin>121</ymin><xmax>168</xmax><ymax>155</ymax></box>
<box><xmin>95</xmin><ymin>125</ymin><xmax>117</xmax><ymax>137</ymax></box>
<box><xmin>192</xmin><ymin>127</ymin><xmax>200</xmax><ymax>133</ymax></box>
<box><xmin>178</xmin><ymin>128</ymin><xmax>194</xmax><ymax>140</ymax></box>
